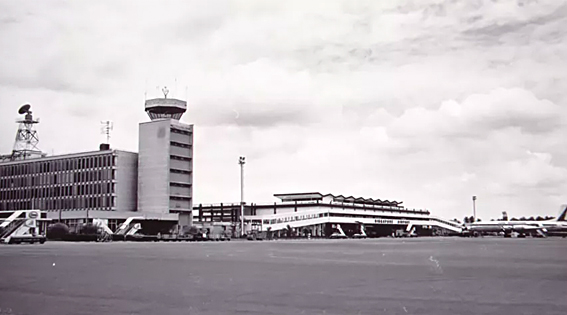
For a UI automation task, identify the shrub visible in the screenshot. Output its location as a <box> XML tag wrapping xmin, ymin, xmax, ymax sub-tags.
<box><xmin>47</xmin><ymin>223</ymin><xmax>70</xmax><ymax>240</ymax></box>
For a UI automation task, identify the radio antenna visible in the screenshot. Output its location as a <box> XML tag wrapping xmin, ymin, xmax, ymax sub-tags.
<box><xmin>100</xmin><ymin>121</ymin><xmax>114</xmax><ymax>144</ymax></box>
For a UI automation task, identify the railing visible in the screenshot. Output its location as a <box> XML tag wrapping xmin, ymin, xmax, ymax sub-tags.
<box><xmin>114</xmin><ymin>217</ymin><xmax>144</xmax><ymax>235</ymax></box>
<box><xmin>255</xmin><ymin>207</ymin><xmax>432</xmax><ymax>225</ymax></box>
<box><xmin>430</xmin><ymin>218</ymin><xmax>462</xmax><ymax>233</ymax></box>
<box><xmin>0</xmin><ymin>219</ymin><xmax>26</xmax><ymax>240</ymax></box>
<box><xmin>431</xmin><ymin>217</ymin><xmax>462</xmax><ymax>229</ymax></box>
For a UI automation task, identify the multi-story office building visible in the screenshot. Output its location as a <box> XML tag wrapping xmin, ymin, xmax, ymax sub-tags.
<box><xmin>0</xmin><ymin>149</ymin><xmax>138</xmax><ymax>228</ymax></box>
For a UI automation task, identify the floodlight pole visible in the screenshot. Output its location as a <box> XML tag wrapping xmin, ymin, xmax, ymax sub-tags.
<box><xmin>472</xmin><ymin>195</ymin><xmax>477</xmax><ymax>222</ymax></box>
<box><xmin>239</xmin><ymin>156</ymin><xmax>246</xmax><ymax>237</ymax></box>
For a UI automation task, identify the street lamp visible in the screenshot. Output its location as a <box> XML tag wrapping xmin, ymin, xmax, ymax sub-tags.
<box><xmin>239</xmin><ymin>156</ymin><xmax>245</xmax><ymax>237</ymax></box>
<box><xmin>472</xmin><ymin>195</ymin><xmax>477</xmax><ymax>222</ymax></box>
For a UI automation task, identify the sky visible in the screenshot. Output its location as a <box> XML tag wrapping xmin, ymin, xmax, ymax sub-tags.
<box><xmin>0</xmin><ymin>0</ymin><xmax>566</xmax><ymax>220</ymax></box>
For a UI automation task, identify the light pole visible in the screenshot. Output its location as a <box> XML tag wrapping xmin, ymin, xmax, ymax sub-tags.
<box><xmin>239</xmin><ymin>156</ymin><xmax>245</xmax><ymax>237</ymax></box>
<box><xmin>472</xmin><ymin>195</ymin><xmax>477</xmax><ymax>222</ymax></box>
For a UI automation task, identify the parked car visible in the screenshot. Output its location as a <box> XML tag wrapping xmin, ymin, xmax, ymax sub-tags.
<box><xmin>329</xmin><ymin>232</ymin><xmax>348</xmax><ymax>239</ymax></box>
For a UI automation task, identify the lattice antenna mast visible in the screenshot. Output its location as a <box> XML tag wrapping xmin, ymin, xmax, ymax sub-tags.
<box><xmin>100</xmin><ymin>121</ymin><xmax>114</xmax><ymax>144</ymax></box>
<box><xmin>11</xmin><ymin>104</ymin><xmax>42</xmax><ymax>160</ymax></box>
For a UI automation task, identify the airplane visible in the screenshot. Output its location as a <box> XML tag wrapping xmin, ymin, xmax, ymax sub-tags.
<box><xmin>463</xmin><ymin>205</ymin><xmax>567</xmax><ymax>238</ymax></box>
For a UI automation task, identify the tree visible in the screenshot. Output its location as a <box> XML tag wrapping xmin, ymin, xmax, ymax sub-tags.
<box><xmin>79</xmin><ymin>224</ymin><xmax>99</xmax><ymax>235</ymax></box>
<box><xmin>476</xmin><ymin>218</ymin><xmax>482</xmax><ymax>222</ymax></box>
<box><xmin>47</xmin><ymin>223</ymin><xmax>70</xmax><ymax>240</ymax></box>
<box><xmin>464</xmin><ymin>217</ymin><xmax>470</xmax><ymax>224</ymax></box>
<box><xmin>536</xmin><ymin>216</ymin><xmax>544</xmax><ymax>221</ymax></box>
<box><xmin>468</xmin><ymin>216</ymin><xmax>475</xmax><ymax>223</ymax></box>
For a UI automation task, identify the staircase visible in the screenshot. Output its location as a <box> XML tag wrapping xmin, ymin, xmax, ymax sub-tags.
<box><xmin>0</xmin><ymin>210</ymin><xmax>46</xmax><ymax>244</ymax></box>
<box><xmin>114</xmin><ymin>217</ymin><xmax>144</xmax><ymax>235</ymax></box>
<box><xmin>430</xmin><ymin>217</ymin><xmax>463</xmax><ymax>234</ymax></box>
<box><xmin>0</xmin><ymin>219</ymin><xmax>26</xmax><ymax>241</ymax></box>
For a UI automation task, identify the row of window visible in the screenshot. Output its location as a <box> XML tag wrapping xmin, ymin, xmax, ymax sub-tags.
<box><xmin>170</xmin><ymin>141</ymin><xmax>191</xmax><ymax>149</ymax></box>
<box><xmin>170</xmin><ymin>155</ymin><xmax>192</xmax><ymax>162</ymax></box>
<box><xmin>170</xmin><ymin>168</ymin><xmax>191</xmax><ymax>175</ymax></box>
<box><xmin>170</xmin><ymin>195</ymin><xmax>191</xmax><ymax>201</ymax></box>
<box><xmin>170</xmin><ymin>182</ymin><xmax>191</xmax><ymax>188</ymax></box>
<box><xmin>0</xmin><ymin>170</ymin><xmax>115</xmax><ymax>188</ymax></box>
<box><xmin>0</xmin><ymin>196</ymin><xmax>115</xmax><ymax>211</ymax></box>
<box><xmin>327</xmin><ymin>202</ymin><xmax>427</xmax><ymax>214</ymax></box>
<box><xmin>0</xmin><ymin>154</ymin><xmax>115</xmax><ymax>177</ymax></box>
<box><xmin>281</xmin><ymin>199</ymin><xmax>423</xmax><ymax>213</ymax></box>
<box><xmin>263</xmin><ymin>213</ymin><xmax>326</xmax><ymax>224</ymax></box>
<box><xmin>0</xmin><ymin>182</ymin><xmax>116</xmax><ymax>200</ymax></box>
<box><xmin>171</xmin><ymin>128</ymin><xmax>191</xmax><ymax>136</ymax></box>
<box><xmin>199</xmin><ymin>209</ymin><xmax>239</xmax><ymax>222</ymax></box>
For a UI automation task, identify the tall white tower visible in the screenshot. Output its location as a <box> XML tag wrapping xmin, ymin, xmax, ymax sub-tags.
<box><xmin>138</xmin><ymin>87</ymin><xmax>193</xmax><ymax>226</ymax></box>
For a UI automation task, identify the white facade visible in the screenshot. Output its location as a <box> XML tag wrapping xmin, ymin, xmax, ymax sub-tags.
<box><xmin>138</xmin><ymin>119</ymin><xmax>193</xmax><ymax>223</ymax></box>
<box><xmin>138</xmin><ymin>119</ymin><xmax>171</xmax><ymax>215</ymax></box>
<box><xmin>115</xmin><ymin>151</ymin><xmax>138</xmax><ymax>212</ymax></box>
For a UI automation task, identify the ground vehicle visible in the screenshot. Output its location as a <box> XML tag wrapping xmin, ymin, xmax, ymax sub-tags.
<box><xmin>5</xmin><ymin>235</ymin><xmax>46</xmax><ymax>244</ymax></box>
<box><xmin>329</xmin><ymin>224</ymin><xmax>348</xmax><ymax>239</ymax></box>
<box><xmin>247</xmin><ymin>231</ymin><xmax>264</xmax><ymax>240</ymax></box>
<box><xmin>393</xmin><ymin>228</ymin><xmax>418</xmax><ymax>238</ymax></box>
<box><xmin>329</xmin><ymin>233</ymin><xmax>348</xmax><ymax>239</ymax></box>
<box><xmin>1</xmin><ymin>210</ymin><xmax>49</xmax><ymax>244</ymax></box>
<box><xmin>352</xmin><ymin>222</ymin><xmax>367</xmax><ymax>239</ymax></box>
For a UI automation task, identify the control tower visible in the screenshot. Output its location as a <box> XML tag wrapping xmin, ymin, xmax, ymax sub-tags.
<box><xmin>138</xmin><ymin>87</ymin><xmax>194</xmax><ymax>227</ymax></box>
<box><xmin>144</xmin><ymin>87</ymin><xmax>187</xmax><ymax>120</ymax></box>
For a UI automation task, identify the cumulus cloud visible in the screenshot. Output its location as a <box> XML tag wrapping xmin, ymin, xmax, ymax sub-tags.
<box><xmin>389</xmin><ymin>88</ymin><xmax>564</xmax><ymax>141</ymax></box>
<box><xmin>0</xmin><ymin>0</ymin><xmax>566</xmax><ymax>219</ymax></box>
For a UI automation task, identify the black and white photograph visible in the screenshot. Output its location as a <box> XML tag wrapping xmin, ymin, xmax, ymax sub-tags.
<box><xmin>0</xmin><ymin>1</ymin><xmax>566</xmax><ymax>314</ymax></box>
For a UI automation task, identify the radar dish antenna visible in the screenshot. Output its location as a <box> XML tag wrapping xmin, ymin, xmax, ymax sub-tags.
<box><xmin>18</xmin><ymin>104</ymin><xmax>31</xmax><ymax>115</ymax></box>
<box><xmin>7</xmin><ymin>103</ymin><xmax>43</xmax><ymax>161</ymax></box>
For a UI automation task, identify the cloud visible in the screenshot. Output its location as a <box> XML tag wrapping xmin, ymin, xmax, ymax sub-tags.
<box><xmin>388</xmin><ymin>88</ymin><xmax>564</xmax><ymax>144</ymax></box>
<box><xmin>0</xmin><ymin>0</ymin><xmax>566</xmax><ymax>219</ymax></box>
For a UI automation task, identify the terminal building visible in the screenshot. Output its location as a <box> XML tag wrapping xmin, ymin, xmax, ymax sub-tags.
<box><xmin>195</xmin><ymin>193</ymin><xmax>462</xmax><ymax>237</ymax></box>
<box><xmin>0</xmin><ymin>89</ymin><xmax>193</xmax><ymax>231</ymax></box>
<box><xmin>0</xmin><ymin>93</ymin><xmax>461</xmax><ymax>238</ymax></box>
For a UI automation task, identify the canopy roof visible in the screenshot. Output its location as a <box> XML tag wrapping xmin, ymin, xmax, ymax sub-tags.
<box><xmin>273</xmin><ymin>192</ymin><xmax>403</xmax><ymax>206</ymax></box>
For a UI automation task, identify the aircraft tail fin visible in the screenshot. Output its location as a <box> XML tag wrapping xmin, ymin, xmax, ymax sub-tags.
<box><xmin>556</xmin><ymin>205</ymin><xmax>567</xmax><ymax>222</ymax></box>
